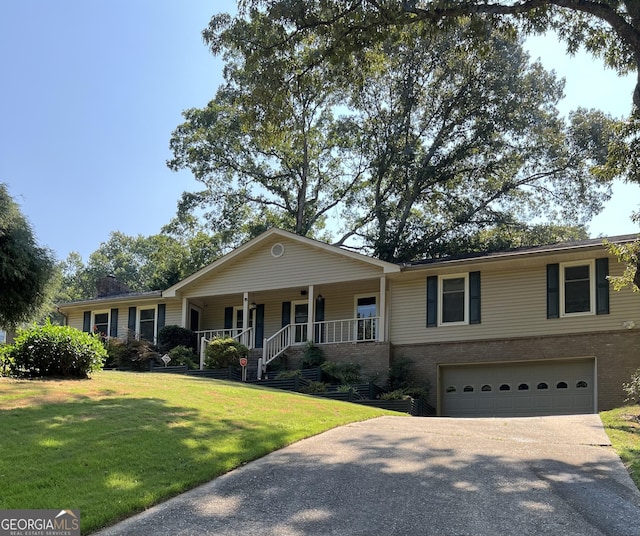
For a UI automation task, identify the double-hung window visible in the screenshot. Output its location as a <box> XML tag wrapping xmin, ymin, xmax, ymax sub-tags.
<box><xmin>84</xmin><ymin>308</ymin><xmax>118</xmax><ymax>338</ymax></box>
<box><xmin>547</xmin><ymin>258</ymin><xmax>609</xmax><ymax>318</ymax></box>
<box><xmin>92</xmin><ymin>311</ymin><xmax>110</xmax><ymax>337</ymax></box>
<box><xmin>561</xmin><ymin>261</ymin><xmax>594</xmax><ymax>315</ymax></box>
<box><xmin>440</xmin><ymin>276</ymin><xmax>467</xmax><ymax>324</ymax></box>
<box><xmin>138</xmin><ymin>307</ymin><xmax>157</xmax><ymax>342</ymax></box>
<box><xmin>427</xmin><ymin>272</ymin><xmax>481</xmax><ymax>327</ymax></box>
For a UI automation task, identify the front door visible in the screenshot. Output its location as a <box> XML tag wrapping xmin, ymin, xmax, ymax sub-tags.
<box><xmin>189</xmin><ymin>308</ymin><xmax>200</xmax><ymax>332</ymax></box>
<box><xmin>234</xmin><ymin>306</ymin><xmax>254</xmax><ymax>347</ymax></box>
<box><xmin>293</xmin><ymin>301</ymin><xmax>308</xmax><ymax>343</ymax></box>
<box><xmin>356</xmin><ymin>295</ymin><xmax>377</xmax><ymax>341</ymax></box>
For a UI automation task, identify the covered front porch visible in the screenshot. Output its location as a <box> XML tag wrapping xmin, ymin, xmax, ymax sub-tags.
<box><xmin>181</xmin><ymin>277</ymin><xmax>389</xmax><ymax>377</ymax></box>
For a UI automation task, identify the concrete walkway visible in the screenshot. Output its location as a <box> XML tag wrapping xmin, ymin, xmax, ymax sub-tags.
<box><xmin>94</xmin><ymin>415</ymin><xmax>640</xmax><ymax>536</ymax></box>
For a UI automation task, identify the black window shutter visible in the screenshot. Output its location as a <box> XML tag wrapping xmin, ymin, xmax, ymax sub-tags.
<box><xmin>469</xmin><ymin>271</ymin><xmax>481</xmax><ymax>324</ymax></box>
<box><xmin>110</xmin><ymin>308</ymin><xmax>118</xmax><ymax>338</ymax></box>
<box><xmin>255</xmin><ymin>304</ymin><xmax>265</xmax><ymax>348</ymax></box>
<box><xmin>595</xmin><ymin>257</ymin><xmax>610</xmax><ymax>315</ymax></box>
<box><xmin>314</xmin><ymin>297</ymin><xmax>325</xmax><ymax>343</ymax></box>
<box><xmin>547</xmin><ymin>264</ymin><xmax>560</xmax><ymax>319</ymax></box>
<box><xmin>157</xmin><ymin>304</ymin><xmax>166</xmax><ymax>331</ymax></box>
<box><xmin>128</xmin><ymin>307</ymin><xmax>137</xmax><ymax>333</ymax></box>
<box><xmin>426</xmin><ymin>276</ymin><xmax>438</xmax><ymax>328</ymax></box>
<box><xmin>83</xmin><ymin>311</ymin><xmax>91</xmax><ymax>333</ymax></box>
<box><xmin>282</xmin><ymin>301</ymin><xmax>291</xmax><ymax>327</ymax></box>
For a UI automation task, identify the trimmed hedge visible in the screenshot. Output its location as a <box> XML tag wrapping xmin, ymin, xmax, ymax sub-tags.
<box><xmin>204</xmin><ymin>337</ymin><xmax>248</xmax><ymax>369</ymax></box>
<box><xmin>4</xmin><ymin>323</ymin><xmax>106</xmax><ymax>378</ymax></box>
<box><xmin>158</xmin><ymin>325</ymin><xmax>196</xmax><ymax>351</ymax></box>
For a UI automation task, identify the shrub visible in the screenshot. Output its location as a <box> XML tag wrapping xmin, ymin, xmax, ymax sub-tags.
<box><xmin>158</xmin><ymin>325</ymin><xmax>196</xmax><ymax>352</ymax></box>
<box><xmin>6</xmin><ymin>322</ymin><xmax>106</xmax><ymax>378</ymax></box>
<box><xmin>387</xmin><ymin>356</ymin><xmax>414</xmax><ymax>391</ymax></box>
<box><xmin>204</xmin><ymin>337</ymin><xmax>248</xmax><ymax>369</ymax></box>
<box><xmin>380</xmin><ymin>386</ymin><xmax>430</xmax><ymax>400</ymax></box>
<box><xmin>321</xmin><ymin>361</ymin><xmax>361</xmax><ymax>384</ymax></box>
<box><xmin>300</xmin><ymin>342</ymin><xmax>325</xmax><ymax>369</ymax></box>
<box><xmin>403</xmin><ymin>385</ymin><xmax>430</xmax><ymax>400</ymax></box>
<box><xmin>299</xmin><ymin>381</ymin><xmax>328</xmax><ymax>394</ymax></box>
<box><xmin>276</xmin><ymin>369</ymin><xmax>302</xmax><ymax>380</ymax></box>
<box><xmin>0</xmin><ymin>344</ymin><xmax>13</xmax><ymax>377</ymax></box>
<box><xmin>623</xmin><ymin>368</ymin><xmax>640</xmax><ymax>404</ymax></box>
<box><xmin>380</xmin><ymin>389</ymin><xmax>412</xmax><ymax>400</ymax></box>
<box><xmin>167</xmin><ymin>345</ymin><xmax>198</xmax><ymax>370</ymax></box>
<box><xmin>267</xmin><ymin>354</ymin><xmax>288</xmax><ymax>372</ymax></box>
<box><xmin>105</xmin><ymin>338</ymin><xmax>161</xmax><ymax>371</ymax></box>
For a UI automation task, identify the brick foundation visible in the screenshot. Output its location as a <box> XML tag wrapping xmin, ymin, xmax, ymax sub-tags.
<box><xmin>393</xmin><ymin>330</ymin><xmax>640</xmax><ymax>411</ymax></box>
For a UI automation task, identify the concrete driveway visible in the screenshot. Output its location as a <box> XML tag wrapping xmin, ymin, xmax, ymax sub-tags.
<box><xmin>94</xmin><ymin>415</ymin><xmax>640</xmax><ymax>536</ymax></box>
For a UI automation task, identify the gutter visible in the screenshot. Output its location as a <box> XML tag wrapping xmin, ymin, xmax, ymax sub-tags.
<box><xmin>399</xmin><ymin>235</ymin><xmax>638</xmax><ymax>272</ymax></box>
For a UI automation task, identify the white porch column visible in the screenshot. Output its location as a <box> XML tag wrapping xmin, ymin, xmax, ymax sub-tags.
<box><xmin>181</xmin><ymin>297</ymin><xmax>188</xmax><ymax>329</ymax></box>
<box><xmin>379</xmin><ymin>276</ymin><xmax>386</xmax><ymax>342</ymax></box>
<box><xmin>308</xmin><ymin>285</ymin><xmax>314</xmax><ymax>343</ymax></box>
<box><xmin>242</xmin><ymin>291</ymin><xmax>249</xmax><ymax>346</ymax></box>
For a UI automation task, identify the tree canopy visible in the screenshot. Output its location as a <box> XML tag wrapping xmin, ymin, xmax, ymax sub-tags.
<box><xmin>168</xmin><ymin>15</ymin><xmax>363</xmax><ymax>245</ymax></box>
<box><xmin>221</xmin><ymin>1</ymin><xmax>640</xmax><ymax>196</ymax></box>
<box><xmin>0</xmin><ymin>184</ymin><xmax>55</xmax><ymax>327</ymax></box>
<box><xmin>169</xmin><ymin>11</ymin><xmax>618</xmax><ymax>262</ymax></box>
<box><xmin>333</xmin><ymin>23</ymin><xmax>615</xmax><ymax>261</ymax></box>
<box><xmin>230</xmin><ymin>0</ymin><xmax>640</xmax><ymax>110</ymax></box>
<box><xmin>57</xmin><ymin>230</ymin><xmax>224</xmax><ymax>302</ymax></box>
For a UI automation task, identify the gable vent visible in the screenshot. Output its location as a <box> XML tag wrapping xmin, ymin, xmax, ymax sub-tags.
<box><xmin>271</xmin><ymin>243</ymin><xmax>285</xmax><ymax>258</ymax></box>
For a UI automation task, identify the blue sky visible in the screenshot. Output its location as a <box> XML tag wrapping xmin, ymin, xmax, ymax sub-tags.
<box><xmin>1</xmin><ymin>1</ymin><xmax>638</xmax><ymax>262</ymax></box>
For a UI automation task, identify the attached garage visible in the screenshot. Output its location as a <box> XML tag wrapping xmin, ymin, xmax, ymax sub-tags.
<box><xmin>439</xmin><ymin>358</ymin><xmax>595</xmax><ymax>417</ymax></box>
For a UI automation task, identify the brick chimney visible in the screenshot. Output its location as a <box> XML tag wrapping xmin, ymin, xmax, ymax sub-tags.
<box><xmin>95</xmin><ymin>275</ymin><xmax>130</xmax><ymax>298</ymax></box>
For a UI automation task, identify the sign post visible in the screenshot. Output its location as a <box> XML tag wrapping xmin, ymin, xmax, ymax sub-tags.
<box><xmin>239</xmin><ymin>357</ymin><xmax>248</xmax><ymax>382</ymax></box>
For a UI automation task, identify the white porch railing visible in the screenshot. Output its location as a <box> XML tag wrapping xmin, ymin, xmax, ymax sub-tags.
<box><xmin>259</xmin><ymin>324</ymin><xmax>292</xmax><ymax>378</ymax></box>
<box><xmin>195</xmin><ymin>328</ymin><xmax>254</xmax><ymax>351</ymax></box>
<box><xmin>197</xmin><ymin>328</ymin><xmax>254</xmax><ymax>370</ymax></box>
<box><xmin>314</xmin><ymin>317</ymin><xmax>378</xmax><ymax>344</ymax></box>
<box><xmin>259</xmin><ymin>317</ymin><xmax>380</xmax><ymax>378</ymax></box>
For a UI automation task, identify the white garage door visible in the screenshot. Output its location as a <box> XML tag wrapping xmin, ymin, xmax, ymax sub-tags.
<box><xmin>440</xmin><ymin>359</ymin><xmax>595</xmax><ymax>417</ymax></box>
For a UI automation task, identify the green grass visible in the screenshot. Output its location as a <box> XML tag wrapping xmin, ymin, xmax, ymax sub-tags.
<box><xmin>601</xmin><ymin>405</ymin><xmax>640</xmax><ymax>489</ymax></box>
<box><xmin>0</xmin><ymin>371</ymin><xmax>396</xmax><ymax>534</ymax></box>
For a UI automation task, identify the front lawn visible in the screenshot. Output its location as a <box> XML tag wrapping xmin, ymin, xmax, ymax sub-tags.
<box><xmin>0</xmin><ymin>371</ymin><xmax>395</xmax><ymax>534</ymax></box>
<box><xmin>601</xmin><ymin>405</ymin><xmax>640</xmax><ymax>489</ymax></box>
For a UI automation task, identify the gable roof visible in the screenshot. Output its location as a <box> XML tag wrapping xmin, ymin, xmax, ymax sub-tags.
<box><xmin>162</xmin><ymin>228</ymin><xmax>400</xmax><ymax>298</ymax></box>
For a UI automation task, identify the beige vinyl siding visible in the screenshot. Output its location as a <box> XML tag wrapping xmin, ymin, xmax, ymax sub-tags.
<box><xmin>164</xmin><ymin>300</ymin><xmax>183</xmax><ymax>328</ymax></box>
<box><xmin>390</xmin><ymin>253</ymin><xmax>638</xmax><ymax>345</ymax></box>
<box><xmin>182</xmin><ymin>236</ymin><xmax>384</xmax><ymax>298</ymax></box>
<box><xmin>67</xmin><ymin>310</ymin><xmax>85</xmax><ymax>332</ymax></box>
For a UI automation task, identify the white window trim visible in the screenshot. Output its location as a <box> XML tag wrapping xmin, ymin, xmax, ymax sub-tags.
<box><xmin>560</xmin><ymin>259</ymin><xmax>595</xmax><ymax>317</ymax></box>
<box><xmin>438</xmin><ymin>273</ymin><xmax>469</xmax><ymax>326</ymax></box>
<box><xmin>137</xmin><ymin>305</ymin><xmax>158</xmax><ymax>343</ymax></box>
<box><xmin>353</xmin><ymin>293</ymin><xmax>380</xmax><ymax>342</ymax></box>
<box><xmin>92</xmin><ymin>309</ymin><xmax>111</xmax><ymax>336</ymax></box>
<box><xmin>291</xmin><ymin>300</ymin><xmax>310</xmax><ymax>345</ymax></box>
<box><xmin>233</xmin><ymin>304</ymin><xmax>255</xmax><ymax>331</ymax></box>
<box><xmin>353</xmin><ymin>293</ymin><xmax>380</xmax><ymax>318</ymax></box>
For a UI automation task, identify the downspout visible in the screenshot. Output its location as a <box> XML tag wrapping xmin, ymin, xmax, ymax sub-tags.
<box><xmin>56</xmin><ymin>307</ymin><xmax>68</xmax><ymax>326</ymax></box>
